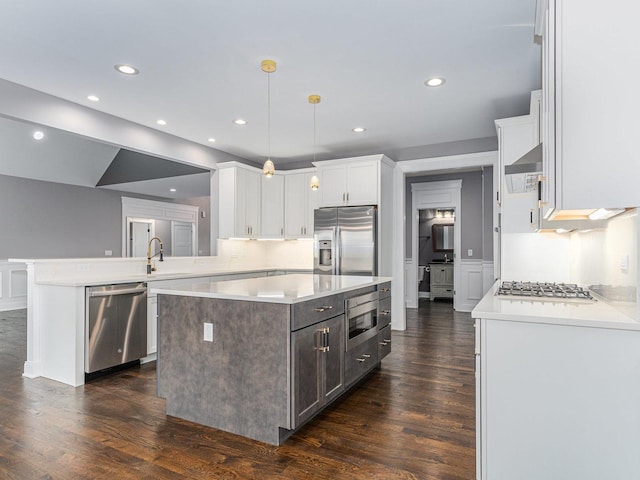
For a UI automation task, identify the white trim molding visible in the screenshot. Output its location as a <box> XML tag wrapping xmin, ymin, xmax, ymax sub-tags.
<box><xmin>121</xmin><ymin>197</ymin><xmax>199</xmax><ymax>257</ymax></box>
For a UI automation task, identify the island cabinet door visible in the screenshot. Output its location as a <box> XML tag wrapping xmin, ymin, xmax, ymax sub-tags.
<box><xmin>292</xmin><ymin>324</ymin><xmax>323</xmax><ymax>426</ymax></box>
<box><xmin>292</xmin><ymin>314</ymin><xmax>346</xmax><ymax>428</ymax></box>
<box><xmin>322</xmin><ymin>314</ymin><xmax>345</xmax><ymax>404</ymax></box>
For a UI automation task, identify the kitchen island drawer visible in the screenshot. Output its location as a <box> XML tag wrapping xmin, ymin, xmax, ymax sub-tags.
<box><xmin>344</xmin><ymin>335</ymin><xmax>379</xmax><ymax>387</ymax></box>
<box><xmin>291</xmin><ymin>293</ymin><xmax>345</xmax><ymax>331</ymax></box>
<box><xmin>377</xmin><ymin>282</ymin><xmax>391</xmax><ymax>299</ymax></box>
<box><xmin>378</xmin><ymin>296</ymin><xmax>391</xmax><ymax>329</ymax></box>
<box><xmin>378</xmin><ymin>325</ymin><xmax>391</xmax><ymax>360</ymax></box>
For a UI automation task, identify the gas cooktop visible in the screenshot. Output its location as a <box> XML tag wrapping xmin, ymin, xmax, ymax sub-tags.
<box><xmin>497</xmin><ymin>281</ymin><xmax>595</xmax><ymax>301</ymax></box>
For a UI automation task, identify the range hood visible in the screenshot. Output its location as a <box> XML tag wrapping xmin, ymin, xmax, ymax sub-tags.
<box><xmin>504</xmin><ymin>143</ymin><xmax>542</xmax><ymax>194</ymax></box>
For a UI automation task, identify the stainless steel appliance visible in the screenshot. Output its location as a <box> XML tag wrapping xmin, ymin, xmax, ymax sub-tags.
<box><xmin>85</xmin><ymin>282</ymin><xmax>147</xmax><ymax>374</ymax></box>
<box><xmin>496</xmin><ymin>281</ymin><xmax>594</xmax><ymax>301</ymax></box>
<box><xmin>345</xmin><ymin>291</ymin><xmax>378</xmax><ymax>350</ymax></box>
<box><xmin>313</xmin><ymin>206</ymin><xmax>377</xmax><ymax>276</ymax></box>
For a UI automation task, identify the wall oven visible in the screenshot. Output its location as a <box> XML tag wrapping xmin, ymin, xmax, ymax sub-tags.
<box><xmin>345</xmin><ymin>291</ymin><xmax>379</xmax><ymax>350</ymax></box>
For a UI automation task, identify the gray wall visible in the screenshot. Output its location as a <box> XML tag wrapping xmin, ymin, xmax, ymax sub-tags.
<box><xmin>182</xmin><ymin>196</ymin><xmax>211</xmax><ymax>256</ymax></box>
<box><xmin>0</xmin><ymin>174</ymin><xmax>209</xmax><ymax>259</ymax></box>
<box><xmin>405</xmin><ymin>168</ymin><xmax>493</xmax><ymax>261</ymax></box>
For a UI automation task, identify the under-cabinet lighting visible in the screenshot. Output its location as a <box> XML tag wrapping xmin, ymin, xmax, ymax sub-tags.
<box><xmin>588</xmin><ymin>208</ymin><xmax>625</xmax><ymax>220</ymax></box>
<box><xmin>169</xmin><ymin>188</ymin><xmax>176</xmax><ymax>192</ymax></box>
<box><xmin>157</xmin><ymin>119</ymin><xmax>167</xmax><ymax>126</ymax></box>
<box><xmin>208</xmin><ymin>138</ymin><xmax>216</xmax><ymax>143</ymax></box>
<box><xmin>87</xmin><ymin>95</ymin><xmax>100</xmax><ymax>102</ymax></box>
<box><xmin>352</xmin><ymin>127</ymin><xmax>366</xmax><ymax>133</ymax></box>
<box><xmin>233</xmin><ymin>119</ymin><xmax>247</xmax><ymax>125</ymax></box>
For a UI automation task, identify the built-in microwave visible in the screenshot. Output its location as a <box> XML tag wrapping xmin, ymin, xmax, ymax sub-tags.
<box><xmin>345</xmin><ymin>291</ymin><xmax>379</xmax><ymax>351</ymax></box>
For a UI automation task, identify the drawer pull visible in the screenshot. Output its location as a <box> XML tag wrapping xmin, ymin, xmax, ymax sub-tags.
<box><xmin>384</xmin><ymin>338</ymin><xmax>391</xmax><ymax>343</ymax></box>
<box><xmin>356</xmin><ymin>357</ymin><xmax>366</xmax><ymax>363</ymax></box>
<box><xmin>379</xmin><ymin>341</ymin><xmax>388</xmax><ymax>346</ymax></box>
<box><xmin>362</xmin><ymin>354</ymin><xmax>371</xmax><ymax>358</ymax></box>
<box><xmin>380</xmin><ymin>288</ymin><xmax>390</xmax><ymax>292</ymax></box>
<box><xmin>319</xmin><ymin>346</ymin><xmax>330</xmax><ymax>353</ymax></box>
<box><xmin>379</xmin><ymin>310</ymin><xmax>390</xmax><ymax>316</ymax></box>
<box><xmin>314</xmin><ymin>305</ymin><xmax>333</xmax><ymax>312</ymax></box>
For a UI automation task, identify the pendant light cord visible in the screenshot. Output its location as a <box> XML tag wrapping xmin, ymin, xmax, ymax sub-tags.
<box><xmin>267</xmin><ymin>71</ymin><xmax>271</xmax><ymax>161</ymax></box>
<box><xmin>313</xmin><ymin>102</ymin><xmax>316</xmax><ymax>163</ymax></box>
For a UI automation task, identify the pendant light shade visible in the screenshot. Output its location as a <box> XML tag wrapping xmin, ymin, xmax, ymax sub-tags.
<box><xmin>262</xmin><ymin>59</ymin><xmax>276</xmax><ymax>177</ymax></box>
<box><xmin>263</xmin><ymin>159</ymin><xmax>275</xmax><ymax>177</ymax></box>
<box><xmin>308</xmin><ymin>94</ymin><xmax>321</xmax><ymax>190</ymax></box>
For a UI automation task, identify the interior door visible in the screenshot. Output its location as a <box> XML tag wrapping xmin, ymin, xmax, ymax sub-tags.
<box><xmin>172</xmin><ymin>221</ymin><xmax>194</xmax><ymax>256</ymax></box>
<box><xmin>130</xmin><ymin>221</ymin><xmax>152</xmax><ymax>257</ymax></box>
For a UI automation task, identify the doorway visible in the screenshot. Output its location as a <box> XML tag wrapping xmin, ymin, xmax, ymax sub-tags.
<box><xmin>128</xmin><ymin>218</ymin><xmax>155</xmax><ymax>258</ymax></box>
<box><xmin>417</xmin><ymin>209</ymin><xmax>456</xmax><ymax>304</ymax></box>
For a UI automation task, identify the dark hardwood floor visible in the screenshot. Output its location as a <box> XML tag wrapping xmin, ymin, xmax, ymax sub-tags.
<box><xmin>0</xmin><ymin>300</ymin><xmax>475</xmax><ymax>479</ymax></box>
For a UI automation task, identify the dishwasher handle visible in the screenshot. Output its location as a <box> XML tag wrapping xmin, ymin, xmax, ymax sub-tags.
<box><xmin>88</xmin><ymin>285</ymin><xmax>147</xmax><ymax>297</ymax></box>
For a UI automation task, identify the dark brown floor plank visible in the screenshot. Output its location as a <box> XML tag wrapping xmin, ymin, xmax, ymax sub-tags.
<box><xmin>0</xmin><ymin>299</ymin><xmax>475</xmax><ymax>479</ymax></box>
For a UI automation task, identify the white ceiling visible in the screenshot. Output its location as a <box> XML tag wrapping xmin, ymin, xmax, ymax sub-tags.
<box><xmin>0</xmin><ymin>0</ymin><xmax>541</xmax><ymax>174</ymax></box>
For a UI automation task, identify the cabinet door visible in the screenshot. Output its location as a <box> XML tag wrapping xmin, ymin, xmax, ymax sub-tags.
<box><xmin>261</xmin><ymin>174</ymin><xmax>284</xmax><ymax>238</ymax></box>
<box><xmin>304</xmin><ymin>172</ymin><xmax>319</xmax><ymax>237</ymax></box>
<box><xmin>284</xmin><ymin>173</ymin><xmax>307</xmax><ymax>238</ymax></box>
<box><xmin>322</xmin><ymin>315</ymin><xmax>344</xmax><ymax>404</ymax></box>
<box><xmin>346</xmin><ymin>162</ymin><xmax>378</xmax><ymax>205</ymax></box>
<box><xmin>318</xmin><ymin>165</ymin><xmax>348</xmax><ymax>207</ymax></box>
<box><xmin>218</xmin><ymin>168</ymin><xmax>237</xmax><ymax>239</ymax></box>
<box><xmin>444</xmin><ymin>265</ymin><xmax>454</xmax><ymax>285</ymax></box>
<box><xmin>292</xmin><ymin>324</ymin><xmax>322</xmax><ymax>426</ymax></box>
<box><xmin>244</xmin><ymin>169</ymin><xmax>261</xmax><ymax>237</ymax></box>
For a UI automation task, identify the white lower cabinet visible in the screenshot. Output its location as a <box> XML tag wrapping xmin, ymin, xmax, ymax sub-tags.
<box><xmin>476</xmin><ymin>318</ymin><xmax>640</xmax><ymax>479</ymax></box>
<box><xmin>429</xmin><ymin>263</ymin><xmax>453</xmax><ymax>301</ymax></box>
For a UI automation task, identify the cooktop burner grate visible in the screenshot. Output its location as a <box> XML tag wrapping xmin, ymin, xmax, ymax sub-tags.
<box><xmin>497</xmin><ymin>281</ymin><xmax>594</xmax><ymax>300</ymax></box>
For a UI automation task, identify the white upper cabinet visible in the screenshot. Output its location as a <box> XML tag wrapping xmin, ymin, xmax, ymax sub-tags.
<box><xmin>496</xmin><ymin>91</ymin><xmax>541</xmax><ymax>234</ymax></box>
<box><xmin>218</xmin><ymin>163</ymin><xmax>262</xmax><ymax>238</ymax></box>
<box><xmin>284</xmin><ymin>171</ymin><xmax>318</xmax><ymax>238</ymax></box>
<box><xmin>261</xmin><ymin>174</ymin><xmax>285</xmax><ymax>238</ymax></box>
<box><xmin>539</xmin><ymin>0</ymin><xmax>640</xmax><ymax>212</ymax></box>
<box><xmin>315</xmin><ymin>158</ymin><xmax>379</xmax><ymax>207</ymax></box>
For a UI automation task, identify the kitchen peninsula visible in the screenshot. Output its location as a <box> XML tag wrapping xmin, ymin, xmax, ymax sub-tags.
<box><xmin>152</xmin><ymin>274</ymin><xmax>392</xmax><ymax>445</ymax></box>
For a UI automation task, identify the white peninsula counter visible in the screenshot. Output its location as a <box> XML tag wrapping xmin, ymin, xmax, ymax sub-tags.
<box><xmin>153</xmin><ymin>274</ymin><xmax>392</xmax><ymax>445</ymax></box>
<box><xmin>472</xmin><ymin>283</ymin><xmax>640</xmax><ymax>479</ymax></box>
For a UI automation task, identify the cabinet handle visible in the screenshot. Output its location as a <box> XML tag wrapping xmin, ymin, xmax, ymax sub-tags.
<box><xmin>384</xmin><ymin>338</ymin><xmax>391</xmax><ymax>343</ymax></box>
<box><xmin>379</xmin><ymin>310</ymin><xmax>390</xmax><ymax>316</ymax></box>
<box><xmin>314</xmin><ymin>305</ymin><xmax>333</xmax><ymax>312</ymax></box>
<box><xmin>362</xmin><ymin>354</ymin><xmax>371</xmax><ymax>358</ymax></box>
<box><xmin>530</xmin><ymin>210</ymin><xmax>534</xmax><ymax>225</ymax></box>
<box><xmin>304</xmin><ymin>227</ymin><xmax>307</xmax><ymax>235</ymax></box>
<box><xmin>380</xmin><ymin>288</ymin><xmax>390</xmax><ymax>292</ymax></box>
<box><xmin>356</xmin><ymin>357</ymin><xmax>366</xmax><ymax>363</ymax></box>
<box><xmin>347</xmin><ymin>192</ymin><xmax>349</xmax><ymax>203</ymax></box>
<box><xmin>281</xmin><ymin>227</ymin><xmax>283</xmax><ymax>235</ymax></box>
<box><xmin>379</xmin><ymin>341</ymin><xmax>388</xmax><ymax>346</ymax></box>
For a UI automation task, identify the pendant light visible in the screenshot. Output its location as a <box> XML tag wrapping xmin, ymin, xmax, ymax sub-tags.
<box><xmin>308</xmin><ymin>94</ymin><xmax>320</xmax><ymax>190</ymax></box>
<box><xmin>261</xmin><ymin>59</ymin><xmax>276</xmax><ymax>177</ymax></box>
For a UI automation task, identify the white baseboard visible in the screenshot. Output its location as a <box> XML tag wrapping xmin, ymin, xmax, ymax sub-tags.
<box><xmin>418</xmin><ymin>291</ymin><xmax>430</xmax><ymax>299</ymax></box>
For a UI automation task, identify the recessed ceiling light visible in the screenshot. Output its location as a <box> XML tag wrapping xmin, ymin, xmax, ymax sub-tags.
<box><xmin>157</xmin><ymin>119</ymin><xmax>167</xmax><ymax>126</ymax></box>
<box><xmin>208</xmin><ymin>138</ymin><xmax>216</xmax><ymax>143</ymax></box>
<box><xmin>424</xmin><ymin>77</ymin><xmax>446</xmax><ymax>87</ymax></box>
<box><xmin>169</xmin><ymin>188</ymin><xmax>177</xmax><ymax>192</ymax></box>
<box><xmin>352</xmin><ymin>127</ymin><xmax>366</xmax><ymax>133</ymax></box>
<box><xmin>87</xmin><ymin>95</ymin><xmax>100</xmax><ymax>102</ymax></box>
<box><xmin>33</xmin><ymin>131</ymin><xmax>44</xmax><ymax>140</ymax></box>
<box><xmin>114</xmin><ymin>64</ymin><xmax>139</xmax><ymax>75</ymax></box>
<box><xmin>233</xmin><ymin>119</ymin><xmax>247</xmax><ymax>125</ymax></box>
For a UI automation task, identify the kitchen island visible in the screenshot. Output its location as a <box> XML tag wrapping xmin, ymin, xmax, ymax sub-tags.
<box><xmin>152</xmin><ymin>274</ymin><xmax>392</xmax><ymax>445</ymax></box>
<box><xmin>472</xmin><ymin>283</ymin><xmax>640</xmax><ymax>479</ymax></box>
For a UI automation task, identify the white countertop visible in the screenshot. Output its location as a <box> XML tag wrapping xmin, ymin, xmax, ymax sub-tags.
<box><xmin>29</xmin><ymin>268</ymin><xmax>310</xmax><ymax>287</ymax></box>
<box><xmin>151</xmin><ymin>274</ymin><xmax>392</xmax><ymax>304</ymax></box>
<box><xmin>472</xmin><ymin>281</ymin><xmax>639</xmax><ymax>331</ymax></box>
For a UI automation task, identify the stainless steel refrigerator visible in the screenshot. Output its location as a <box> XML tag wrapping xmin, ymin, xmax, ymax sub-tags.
<box><xmin>313</xmin><ymin>206</ymin><xmax>377</xmax><ymax>276</ymax></box>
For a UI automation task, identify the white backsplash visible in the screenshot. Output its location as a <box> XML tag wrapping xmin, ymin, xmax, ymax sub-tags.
<box><xmin>501</xmin><ymin>232</ymin><xmax>572</xmax><ymax>282</ymax></box>
<box><xmin>569</xmin><ymin>209</ymin><xmax>638</xmax><ymax>290</ymax></box>
<box><xmin>216</xmin><ymin>239</ymin><xmax>313</xmax><ymax>271</ymax></box>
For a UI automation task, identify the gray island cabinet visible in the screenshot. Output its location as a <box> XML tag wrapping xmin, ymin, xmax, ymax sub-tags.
<box><xmin>153</xmin><ymin>274</ymin><xmax>391</xmax><ymax>445</ymax></box>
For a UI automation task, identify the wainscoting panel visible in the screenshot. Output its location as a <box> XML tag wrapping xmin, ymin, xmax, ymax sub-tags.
<box><xmin>0</xmin><ymin>261</ymin><xmax>27</xmax><ymax>311</ymax></box>
<box><xmin>457</xmin><ymin>260</ymin><xmax>486</xmax><ymax>312</ymax></box>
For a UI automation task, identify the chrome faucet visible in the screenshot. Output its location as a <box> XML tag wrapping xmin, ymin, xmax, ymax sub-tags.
<box><xmin>147</xmin><ymin>236</ymin><xmax>164</xmax><ymax>274</ymax></box>
<box><xmin>444</xmin><ymin>253</ymin><xmax>449</xmax><ymax>263</ymax></box>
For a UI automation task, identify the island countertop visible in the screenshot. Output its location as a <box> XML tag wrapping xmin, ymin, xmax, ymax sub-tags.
<box><xmin>151</xmin><ymin>273</ymin><xmax>392</xmax><ymax>304</ymax></box>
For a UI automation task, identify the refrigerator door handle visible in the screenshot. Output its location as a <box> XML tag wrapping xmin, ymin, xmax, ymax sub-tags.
<box><xmin>334</xmin><ymin>226</ymin><xmax>341</xmax><ymax>275</ymax></box>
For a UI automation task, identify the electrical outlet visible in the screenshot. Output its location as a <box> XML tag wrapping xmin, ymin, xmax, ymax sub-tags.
<box><xmin>104</xmin><ymin>250</ymin><xmax>113</xmax><ymax>256</ymax></box>
<box><xmin>620</xmin><ymin>254</ymin><xmax>629</xmax><ymax>272</ymax></box>
<box><xmin>468</xmin><ymin>249</ymin><xmax>473</xmax><ymax>256</ymax></box>
<box><xmin>204</xmin><ymin>323</ymin><xmax>213</xmax><ymax>342</ymax></box>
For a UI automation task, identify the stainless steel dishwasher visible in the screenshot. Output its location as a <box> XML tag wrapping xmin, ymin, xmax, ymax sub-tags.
<box><xmin>85</xmin><ymin>283</ymin><xmax>147</xmax><ymax>374</ymax></box>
